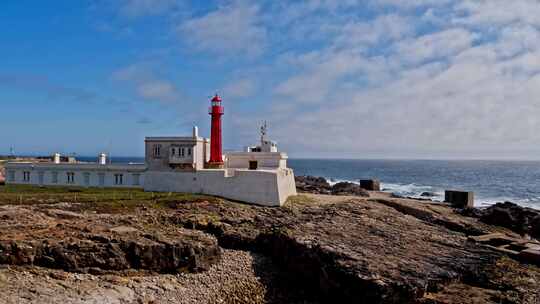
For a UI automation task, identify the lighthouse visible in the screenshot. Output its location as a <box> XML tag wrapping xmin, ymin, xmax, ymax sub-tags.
<box><xmin>208</xmin><ymin>94</ymin><xmax>224</xmax><ymax>168</ymax></box>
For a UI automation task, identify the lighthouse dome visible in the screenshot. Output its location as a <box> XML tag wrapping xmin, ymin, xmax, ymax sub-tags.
<box><xmin>211</xmin><ymin>94</ymin><xmax>222</xmax><ymax>102</ymax></box>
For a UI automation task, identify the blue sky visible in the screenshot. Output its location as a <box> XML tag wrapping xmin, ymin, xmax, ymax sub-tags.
<box><xmin>2</xmin><ymin>0</ymin><xmax>540</xmax><ymax>159</ymax></box>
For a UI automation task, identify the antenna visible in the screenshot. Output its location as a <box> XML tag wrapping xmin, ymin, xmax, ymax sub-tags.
<box><xmin>260</xmin><ymin>121</ymin><xmax>267</xmax><ymax>144</ymax></box>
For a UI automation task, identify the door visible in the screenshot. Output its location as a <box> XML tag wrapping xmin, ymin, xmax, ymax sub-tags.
<box><xmin>249</xmin><ymin>161</ymin><xmax>258</xmax><ymax>170</ymax></box>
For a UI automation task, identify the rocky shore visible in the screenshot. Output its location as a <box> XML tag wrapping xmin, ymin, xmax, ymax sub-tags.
<box><xmin>1</xmin><ymin>179</ymin><xmax>540</xmax><ymax>303</ymax></box>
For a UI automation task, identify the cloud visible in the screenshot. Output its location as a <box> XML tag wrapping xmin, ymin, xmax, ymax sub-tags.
<box><xmin>374</xmin><ymin>0</ymin><xmax>455</xmax><ymax>9</ymax></box>
<box><xmin>455</xmin><ymin>0</ymin><xmax>540</xmax><ymax>27</ymax></box>
<box><xmin>220</xmin><ymin>0</ymin><xmax>540</xmax><ymax>158</ymax></box>
<box><xmin>395</xmin><ymin>28</ymin><xmax>477</xmax><ymax>65</ymax></box>
<box><xmin>137</xmin><ymin>81</ymin><xmax>177</xmax><ymax>102</ymax></box>
<box><xmin>222</xmin><ymin>78</ymin><xmax>257</xmax><ymax>99</ymax></box>
<box><xmin>112</xmin><ymin>63</ymin><xmax>180</xmax><ymax>103</ymax></box>
<box><xmin>178</xmin><ymin>1</ymin><xmax>267</xmax><ymax>57</ymax></box>
<box><xmin>333</xmin><ymin>14</ymin><xmax>415</xmax><ymax>49</ymax></box>
<box><xmin>92</xmin><ymin>0</ymin><xmax>540</xmax><ymax>158</ymax></box>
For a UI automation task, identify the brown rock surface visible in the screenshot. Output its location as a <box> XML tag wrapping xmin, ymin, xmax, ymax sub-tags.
<box><xmin>0</xmin><ymin>204</ymin><xmax>221</xmax><ymax>274</ymax></box>
<box><xmin>1</xmin><ymin>188</ymin><xmax>540</xmax><ymax>303</ymax></box>
<box><xmin>163</xmin><ymin>194</ymin><xmax>539</xmax><ymax>303</ymax></box>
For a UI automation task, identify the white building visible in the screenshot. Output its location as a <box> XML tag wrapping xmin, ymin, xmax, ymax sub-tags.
<box><xmin>4</xmin><ymin>126</ymin><xmax>297</xmax><ymax>207</ymax></box>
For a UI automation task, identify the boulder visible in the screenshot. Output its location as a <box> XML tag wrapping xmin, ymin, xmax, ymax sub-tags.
<box><xmin>360</xmin><ymin>179</ymin><xmax>381</xmax><ymax>191</ymax></box>
<box><xmin>531</xmin><ymin>215</ymin><xmax>540</xmax><ymax>240</ymax></box>
<box><xmin>295</xmin><ymin>176</ymin><xmax>332</xmax><ymax>194</ymax></box>
<box><xmin>331</xmin><ymin>182</ymin><xmax>370</xmax><ymax>197</ymax></box>
<box><xmin>480</xmin><ymin>202</ymin><xmax>540</xmax><ymax>237</ymax></box>
<box><xmin>420</xmin><ymin>192</ymin><xmax>437</xmax><ymax>197</ymax></box>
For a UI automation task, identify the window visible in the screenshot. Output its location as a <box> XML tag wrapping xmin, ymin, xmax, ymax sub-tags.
<box><xmin>188</xmin><ymin>148</ymin><xmax>192</xmax><ymax>156</ymax></box>
<box><xmin>38</xmin><ymin>171</ymin><xmax>44</xmax><ymax>185</ymax></box>
<box><xmin>171</xmin><ymin>148</ymin><xmax>176</xmax><ymax>156</ymax></box>
<box><xmin>83</xmin><ymin>173</ymin><xmax>90</xmax><ymax>186</ymax></box>
<box><xmin>153</xmin><ymin>144</ymin><xmax>162</xmax><ymax>158</ymax></box>
<box><xmin>7</xmin><ymin>171</ymin><xmax>15</xmax><ymax>182</ymax></box>
<box><xmin>132</xmin><ymin>173</ymin><xmax>140</xmax><ymax>186</ymax></box>
<box><xmin>98</xmin><ymin>173</ymin><xmax>105</xmax><ymax>186</ymax></box>
<box><xmin>180</xmin><ymin>148</ymin><xmax>185</xmax><ymax>157</ymax></box>
<box><xmin>23</xmin><ymin>171</ymin><xmax>31</xmax><ymax>182</ymax></box>
<box><xmin>66</xmin><ymin>172</ymin><xmax>75</xmax><ymax>184</ymax></box>
<box><xmin>51</xmin><ymin>172</ymin><xmax>58</xmax><ymax>184</ymax></box>
<box><xmin>114</xmin><ymin>174</ymin><xmax>123</xmax><ymax>185</ymax></box>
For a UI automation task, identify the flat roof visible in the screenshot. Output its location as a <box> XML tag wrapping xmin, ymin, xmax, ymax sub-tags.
<box><xmin>5</xmin><ymin>162</ymin><xmax>146</xmax><ymax>171</ymax></box>
<box><xmin>145</xmin><ymin>136</ymin><xmax>209</xmax><ymax>142</ymax></box>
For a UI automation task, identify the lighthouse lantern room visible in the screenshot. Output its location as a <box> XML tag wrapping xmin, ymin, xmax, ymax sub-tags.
<box><xmin>208</xmin><ymin>94</ymin><xmax>224</xmax><ymax>168</ymax></box>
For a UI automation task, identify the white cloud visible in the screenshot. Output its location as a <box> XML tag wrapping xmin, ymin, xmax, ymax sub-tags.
<box><xmin>455</xmin><ymin>0</ymin><xmax>540</xmax><ymax>27</ymax></box>
<box><xmin>222</xmin><ymin>78</ymin><xmax>257</xmax><ymax>99</ymax></box>
<box><xmin>334</xmin><ymin>14</ymin><xmax>415</xmax><ymax>49</ymax></box>
<box><xmin>395</xmin><ymin>28</ymin><xmax>477</xmax><ymax>65</ymax></box>
<box><xmin>274</xmin><ymin>50</ymin><xmax>378</xmax><ymax>104</ymax></box>
<box><xmin>227</xmin><ymin>0</ymin><xmax>540</xmax><ymax>158</ymax></box>
<box><xmin>375</xmin><ymin>0</ymin><xmax>454</xmax><ymax>9</ymax></box>
<box><xmin>101</xmin><ymin>0</ymin><xmax>540</xmax><ymax>158</ymax></box>
<box><xmin>179</xmin><ymin>1</ymin><xmax>267</xmax><ymax>57</ymax></box>
<box><xmin>112</xmin><ymin>63</ymin><xmax>179</xmax><ymax>103</ymax></box>
<box><xmin>137</xmin><ymin>81</ymin><xmax>177</xmax><ymax>102</ymax></box>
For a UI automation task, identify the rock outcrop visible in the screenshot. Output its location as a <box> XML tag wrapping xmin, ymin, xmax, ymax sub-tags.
<box><xmin>330</xmin><ymin>182</ymin><xmax>369</xmax><ymax>197</ymax></box>
<box><xmin>295</xmin><ymin>176</ymin><xmax>331</xmax><ymax>194</ymax></box>
<box><xmin>163</xmin><ymin>196</ymin><xmax>538</xmax><ymax>303</ymax></box>
<box><xmin>0</xmin><ymin>205</ymin><xmax>221</xmax><ymax>274</ymax></box>
<box><xmin>2</xmin><ymin>192</ymin><xmax>540</xmax><ymax>303</ymax></box>
<box><xmin>464</xmin><ymin>202</ymin><xmax>540</xmax><ymax>239</ymax></box>
<box><xmin>295</xmin><ymin>176</ymin><xmax>369</xmax><ymax>197</ymax></box>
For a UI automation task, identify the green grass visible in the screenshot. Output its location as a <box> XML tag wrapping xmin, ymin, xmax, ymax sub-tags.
<box><xmin>0</xmin><ymin>184</ymin><xmax>219</xmax><ymax>212</ymax></box>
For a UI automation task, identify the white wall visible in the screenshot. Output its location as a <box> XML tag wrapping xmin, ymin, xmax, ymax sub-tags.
<box><xmin>5</xmin><ymin>163</ymin><xmax>145</xmax><ymax>188</ymax></box>
<box><xmin>145</xmin><ymin>137</ymin><xmax>209</xmax><ymax>171</ymax></box>
<box><xmin>225</xmin><ymin>152</ymin><xmax>288</xmax><ymax>169</ymax></box>
<box><xmin>144</xmin><ymin>168</ymin><xmax>297</xmax><ymax>206</ymax></box>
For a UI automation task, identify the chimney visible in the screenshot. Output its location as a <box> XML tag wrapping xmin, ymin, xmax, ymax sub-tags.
<box><xmin>98</xmin><ymin>153</ymin><xmax>107</xmax><ymax>165</ymax></box>
<box><xmin>53</xmin><ymin>153</ymin><xmax>61</xmax><ymax>164</ymax></box>
<box><xmin>193</xmin><ymin>126</ymin><xmax>199</xmax><ymax>139</ymax></box>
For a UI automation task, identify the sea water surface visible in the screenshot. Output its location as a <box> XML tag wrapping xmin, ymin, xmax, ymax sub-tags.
<box><xmin>289</xmin><ymin>159</ymin><xmax>540</xmax><ymax>209</ymax></box>
<box><xmin>80</xmin><ymin>157</ymin><xmax>540</xmax><ymax>209</ymax></box>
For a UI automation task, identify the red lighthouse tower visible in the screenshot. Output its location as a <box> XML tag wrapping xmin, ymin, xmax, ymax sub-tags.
<box><xmin>208</xmin><ymin>94</ymin><xmax>224</xmax><ymax>168</ymax></box>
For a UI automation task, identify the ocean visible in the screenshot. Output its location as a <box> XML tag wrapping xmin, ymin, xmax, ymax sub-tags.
<box><xmin>79</xmin><ymin>157</ymin><xmax>540</xmax><ymax>209</ymax></box>
<box><xmin>290</xmin><ymin>159</ymin><xmax>540</xmax><ymax>209</ymax></box>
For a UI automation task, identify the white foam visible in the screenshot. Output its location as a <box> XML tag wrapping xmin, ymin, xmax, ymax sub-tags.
<box><xmin>321</xmin><ymin>176</ymin><xmax>540</xmax><ymax>210</ymax></box>
<box><xmin>381</xmin><ymin>182</ymin><xmax>444</xmax><ymax>201</ymax></box>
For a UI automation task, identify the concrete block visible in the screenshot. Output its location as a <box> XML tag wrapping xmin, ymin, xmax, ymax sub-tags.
<box><xmin>445</xmin><ymin>190</ymin><xmax>474</xmax><ymax>208</ymax></box>
<box><xmin>360</xmin><ymin>179</ymin><xmax>380</xmax><ymax>191</ymax></box>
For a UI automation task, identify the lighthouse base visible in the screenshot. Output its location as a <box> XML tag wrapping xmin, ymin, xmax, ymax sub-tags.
<box><xmin>143</xmin><ymin>168</ymin><xmax>297</xmax><ymax>207</ymax></box>
<box><xmin>206</xmin><ymin>162</ymin><xmax>224</xmax><ymax>169</ymax></box>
